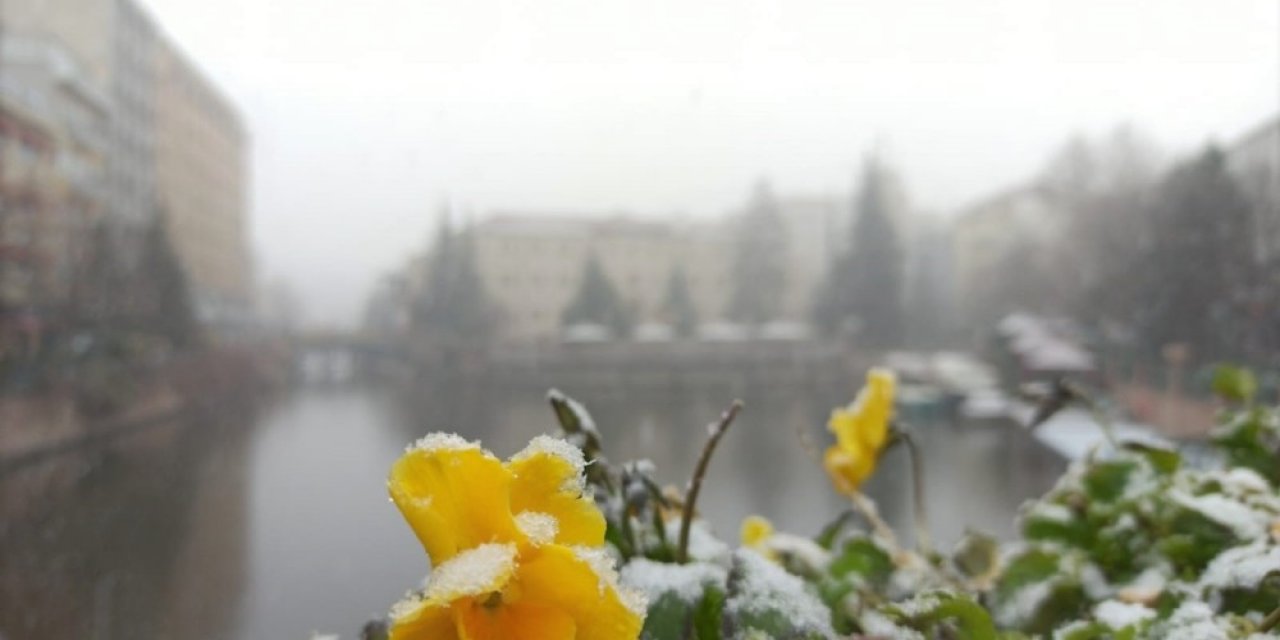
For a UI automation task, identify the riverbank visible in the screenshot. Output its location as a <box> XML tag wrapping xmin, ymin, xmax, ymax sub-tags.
<box><xmin>0</xmin><ymin>345</ymin><xmax>290</xmax><ymax>475</ymax></box>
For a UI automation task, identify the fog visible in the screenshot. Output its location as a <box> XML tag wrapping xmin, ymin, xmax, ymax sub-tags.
<box><xmin>141</xmin><ymin>0</ymin><xmax>1278</xmax><ymax>327</ymax></box>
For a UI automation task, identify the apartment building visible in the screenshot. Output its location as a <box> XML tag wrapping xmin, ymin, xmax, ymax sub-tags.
<box><xmin>470</xmin><ymin>216</ymin><xmax>733</xmax><ymax>344</ymax></box>
<box><xmin>1</xmin><ymin>0</ymin><xmax>253</xmax><ymax>342</ymax></box>
<box><xmin>154</xmin><ymin>44</ymin><xmax>251</xmax><ymax>321</ymax></box>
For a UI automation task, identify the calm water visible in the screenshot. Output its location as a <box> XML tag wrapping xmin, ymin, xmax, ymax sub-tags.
<box><xmin>0</xmin><ymin>380</ymin><xmax>1065</xmax><ymax>639</ymax></box>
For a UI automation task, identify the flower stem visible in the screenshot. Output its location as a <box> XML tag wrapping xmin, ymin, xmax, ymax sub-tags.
<box><xmin>899</xmin><ymin>430</ymin><xmax>934</xmax><ymax>556</ymax></box>
<box><xmin>678</xmin><ymin>399</ymin><xmax>743</xmax><ymax>563</ymax></box>
<box><xmin>849</xmin><ymin>490</ymin><xmax>900</xmax><ymax>554</ymax></box>
<box><xmin>1260</xmin><ymin>604</ymin><xmax>1280</xmax><ymax>633</ymax></box>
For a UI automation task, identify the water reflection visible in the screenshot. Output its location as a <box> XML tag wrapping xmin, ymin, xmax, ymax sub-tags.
<box><xmin>0</xmin><ymin>379</ymin><xmax>1065</xmax><ymax>639</ymax></box>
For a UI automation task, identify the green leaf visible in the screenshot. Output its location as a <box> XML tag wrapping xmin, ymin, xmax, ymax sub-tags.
<box><xmin>829</xmin><ymin>537</ymin><xmax>894</xmax><ymax>587</ymax></box>
<box><xmin>953</xmin><ymin>530</ymin><xmax>1001</xmax><ymax>580</ymax></box>
<box><xmin>1023</xmin><ymin>511</ymin><xmax>1092</xmax><ymax>548</ymax></box>
<box><xmin>884</xmin><ymin>592</ymin><xmax>998</xmax><ymax>640</ymax></box>
<box><xmin>994</xmin><ymin>549</ymin><xmax>1060</xmax><ymax>602</ymax></box>
<box><xmin>1055</xmin><ymin>621</ymin><xmax>1110</xmax><ymax>640</ymax></box>
<box><xmin>814</xmin><ymin>510</ymin><xmax>855</xmax><ymax>550</ymax></box>
<box><xmin>1212</xmin><ymin>365</ymin><xmax>1257</xmax><ymax>403</ymax></box>
<box><xmin>692</xmin><ymin>585</ymin><xmax>725</xmax><ymax>640</ymax></box>
<box><xmin>639</xmin><ymin>592</ymin><xmax>692</xmax><ymax>640</ymax></box>
<box><xmin>1082</xmin><ymin>461</ymin><xmax>1136</xmax><ymax>502</ymax></box>
<box><xmin>1121</xmin><ymin>441</ymin><xmax>1182</xmax><ymax>474</ymax></box>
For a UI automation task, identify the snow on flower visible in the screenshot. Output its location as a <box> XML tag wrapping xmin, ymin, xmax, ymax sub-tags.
<box><xmin>385</xmin><ymin>433</ymin><xmax>643</xmax><ymax>639</ymax></box>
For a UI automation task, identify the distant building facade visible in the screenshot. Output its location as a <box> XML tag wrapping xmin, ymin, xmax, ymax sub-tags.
<box><xmin>950</xmin><ymin>185</ymin><xmax>1065</xmax><ymax>329</ymax></box>
<box><xmin>107</xmin><ymin>0</ymin><xmax>159</xmax><ymax>226</ymax></box>
<box><xmin>0</xmin><ymin>28</ymin><xmax>112</xmax><ymax>353</ymax></box>
<box><xmin>154</xmin><ymin>44</ymin><xmax>251</xmax><ymax>323</ymax></box>
<box><xmin>0</xmin><ymin>0</ymin><xmax>252</xmax><ymax>350</ymax></box>
<box><xmin>470</xmin><ymin>216</ymin><xmax>733</xmax><ymax>345</ymax></box>
<box><xmin>401</xmin><ymin>195</ymin><xmax>845</xmax><ymax>346</ymax></box>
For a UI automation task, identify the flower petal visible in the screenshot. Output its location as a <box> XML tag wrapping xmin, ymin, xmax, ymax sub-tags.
<box><xmin>388</xmin><ymin>597</ymin><xmax>458</xmax><ymax>640</ymax></box>
<box><xmin>506</xmin><ymin>436</ymin><xmax>606</xmax><ymax>547</ymax></box>
<box><xmin>389</xmin><ymin>435</ymin><xmax>521</xmax><ymax>565</ymax></box>
<box><xmin>516</xmin><ymin>545</ymin><xmax>645</xmax><ymax>640</ymax></box>
<box><xmin>824</xmin><ymin>445</ymin><xmax>876</xmax><ymax>496</ymax></box>
<box><xmin>741</xmin><ymin>515</ymin><xmax>775</xmax><ymax>548</ymax></box>
<box><xmin>456</xmin><ymin>601</ymin><xmax>576</xmax><ymax>640</ymax></box>
<box><xmin>857</xmin><ymin>369</ymin><xmax>895</xmax><ymax>451</ymax></box>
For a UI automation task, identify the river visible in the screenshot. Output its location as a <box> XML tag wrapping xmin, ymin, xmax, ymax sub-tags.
<box><xmin>0</xmin><ymin>380</ymin><xmax>1065</xmax><ymax>639</ymax></box>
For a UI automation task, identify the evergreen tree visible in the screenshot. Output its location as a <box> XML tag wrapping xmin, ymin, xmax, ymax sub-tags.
<box><xmin>70</xmin><ymin>221</ymin><xmax>133</xmax><ymax>333</ymax></box>
<box><xmin>562</xmin><ymin>254</ymin><xmax>632</xmax><ymax>338</ymax></box>
<box><xmin>815</xmin><ymin>158</ymin><xmax>905</xmax><ymax>345</ymax></box>
<box><xmin>138</xmin><ymin>214</ymin><xmax>199</xmax><ymax>348</ymax></box>
<box><xmin>413</xmin><ymin>215</ymin><xmax>496</xmax><ymax>348</ymax></box>
<box><xmin>660</xmin><ymin>266</ymin><xmax>698</xmax><ymax>338</ymax></box>
<box><xmin>726</xmin><ymin>180</ymin><xmax>788</xmax><ymax>325</ymax></box>
<box><xmin>1137</xmin><ymin>146</ymin><xmax>1255</xmax><ymax>360</ymax></box>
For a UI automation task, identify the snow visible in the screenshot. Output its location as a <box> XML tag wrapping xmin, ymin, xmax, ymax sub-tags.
<box><xmin>1117</xmin><ymin>566</ymin><xmax>1169</xmax><ymax>605</ymax></box>
<box><xmin>1025</xmin><ymin>502</ymin><xmax>1075</xmax><ymax>524</ymax></box>
<box><xmin>1053</xmin><ymin>620</ymin><xmax>1098</xmax><ymax>640</ymax></box>
<box><xmin>1094</xmin><ymin>599</ymin><xmax>1155</xmax><ymax>629</ymax></box>
<box><xmin>1220</xmin><ymin>468</ymin><xmax>1272</xmax><ymax>494</ymax></box>
<box><xmin>995</xmin><ymin>581</ymin><xmax>1054</xmax><ymax>629</ymax></box>
<box><xmin>664</xmin><ymin>519</ymin><xmax>731</xmax><ymax>565</ymax></box>
<box><xmin>514</xmin><ymin>511</ymin><xmax>558</xmax><ymax>545</ymax></box>
<box><xmin>1170</xmin><ymin>490</ymin><xmax>1268</xmax><ymax>539</ymax></box>
<box><xmin>510</xmin><ymin>434</ymin><xmax>588</xmax><ymax>471</ymax></box>
<box><xmin>619</xmin><ymin>558</ymin><xmax>727</xmax><ymax>604</ymax></box>
<box><xmin>724</xmin><ymin>549</ymin><xmax>835</xmax><ymax>638</ymax></box>
<box><xmin>408</xmin><ymin>432</ymin><xmax>480</xmax><ymax>453</ymax></box>
<box><xmin>1030</xmin><ymin>408</ymin><xmax>1164</xmax><ymax>460</ymax></box>
<box><xmin>1197</xmin><ymin>540</ymin><xmax>1280</xmax><ymax>591</ymax></box>
<box><xmin>764</xmin><ymin>533</ymin><xmax>832</xmax><ymax>572</ymax></box>
<box><xmin>412</xmin><ymin>543</ymin><xmax>516</xmax><ymax>607</ymax></box>
<box><xmin>569</xmin><ymin>545</ymin><xmax>647</xmax><ymax>614</ymax></box>
<box><xmin>859</xmin><ymin>609</ymin><xmax>927</xmax><ymax>640</ymax></box>
<box><xmin>961</xmin><ymin>389</ymin><xmax>1012</xmax><ymax>419</ymax></box>
<box><xmin>546</xmin><ymin>389</ymin><xmax>603</xmax><ymax>441</ymax></box>
<box><xmin>1159</xmin><ymin>601</ymin><xmax>1231</xmax><ymax>640</ymax></box>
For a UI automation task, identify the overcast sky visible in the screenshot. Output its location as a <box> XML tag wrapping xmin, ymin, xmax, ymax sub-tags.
<box><xmin>141</xmin><ymin>0</ymin><xmax>1277</xmax><ymax>328</ymax></box>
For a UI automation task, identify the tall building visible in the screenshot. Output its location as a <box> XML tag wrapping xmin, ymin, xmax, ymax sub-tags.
<box><xmin>107</xmin><ymin>0</ymin><xmax>158</xmax><ymax>226</ymax></box>
<box><xmin>1</xmin><ymin>0</ymin><xmax>253</xmax><ymax>347</ymax></box>
<box><xmin>0</xmin><ymin>25</ymin><xmax>113</xmax><ymax>354</ymax></box>
<box><xmin>154</xmin><ymin>43</ymin><xmax>251</xmax><ymax>322</ymax></box>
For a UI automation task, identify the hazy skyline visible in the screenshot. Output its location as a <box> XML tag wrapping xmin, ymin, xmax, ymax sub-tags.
<box><xmin>140</xmin><ymin>0</ymin><xmax>1277</xmax><ymax>327</ymax></box>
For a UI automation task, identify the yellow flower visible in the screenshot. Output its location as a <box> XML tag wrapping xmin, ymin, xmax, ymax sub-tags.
<box><xmin>823</xmin><ymin>368</ymin><xmax>896</xmax><ymax>496</ymax></box>
<box><xmin>740</xmin><ymin>514</ymin><xmax>777</xmax><ymax>560</ymax></box>
<box><xmin>386</xmin><ymin>433</ymin><xmax>644</xmax><ymax>639</ymax></box>
<box><xmin>740</xmin><ymin>515</ymin><xmax>774</xmax><ymax>549</ymax></box>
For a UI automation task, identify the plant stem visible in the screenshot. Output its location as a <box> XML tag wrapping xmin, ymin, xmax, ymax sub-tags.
<box><xmin>1260</xmin><ymin>604</ymin><xmax>1280</xmax><ymax>633</ymax></box>
<box><xmin>849</xmin><ymin>490</ymin><xmax>901</xmax><ymax>554</ymax></box>
<box><xmin>1066</xmin><ymin>380</ymin><xmax>1119</xmax><ymax>449</ymax></box>
<box><xmin>678</xmin><ymin>399</ymin><xmax>743</xmax><ymax>563</ymax></box>
<box><xmin>899</xmin><ymin>430</ymin><xmax>934</xmax><ymax>556</ymax></box>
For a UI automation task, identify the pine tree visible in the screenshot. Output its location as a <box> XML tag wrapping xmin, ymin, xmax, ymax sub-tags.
<box><xmin>138</xmin><ymin>214</ymin><xmax>200</xmax><ymax>348</ymax></box>
<box><xmin>815</xmin><ymin>158</ymin><xmax>905</xmax><ymax>345</ymax></box>
<box><xmin>413</xmin><ymin>215</ymin><xmax>496</xmax><ymax>348</ymax></box>
<box><xmin>1137</xmin><ymin>146</ymin><xmax>1255</xmax><ymax>360</ymax></box>
<box><xmin>726</xmin><ymin>180</ymin><xmax>788</xmax><ymax>325</ymax></box>
<box><xmin>661</xmin><ymin>266</ymin><xmax>698</xmax><ymax>338</ymax></box>
<box><xmin>562</xmin><ymin>254</ymin><xmax>632</xmax><ymax>338</ymax></box>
